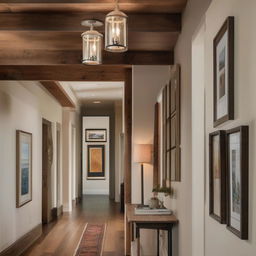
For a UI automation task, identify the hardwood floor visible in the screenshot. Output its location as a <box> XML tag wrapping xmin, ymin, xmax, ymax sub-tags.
<box><xmin>22</xmin><ymin>195</ymin><xmax>124</xmax><ymax>256</ymax></box>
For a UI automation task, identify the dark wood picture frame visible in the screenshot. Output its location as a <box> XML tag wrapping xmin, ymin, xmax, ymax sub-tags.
<box><xmin>16</xmin><ymin>130</ymin><xmax>33</xmax><ymax>208</ymax></box>
<box><xmin>209</xmin><ymin>130</ymin><xmax>226</xmax><ymax>223</ymax></box>
<box><xmin>85</xmin><ymin>129</ymin><xmax>107</xmax><ymax>142</ymax></box>
<box><xmin>213</xmin><ymin>16</ymin><xmax>234</xmax><ymax>127</ymax></box>
<box><xmin>226</xmin><ymin>126</ymin><xmax>248</xmax><ymax>239</ymax></box>
<box><xmin>87</xmin><ymin>145</ymin><xmax>105</xmax><ymax>179</ymax></box>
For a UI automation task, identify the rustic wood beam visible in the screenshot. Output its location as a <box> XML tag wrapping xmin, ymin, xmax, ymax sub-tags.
<box><xmin>0</xmin><ymin>65</ymin><xmax>127</xmax><ymax>81</ymax></box>
<box><xmin>41</xmin><ymin>81</ymin><xmax>75</xmax><ymax>108</ymax></box>
<box><xmin>0</xmin><ymin>1</ymin><xmax>187</xmax><ymax>13</ymax></box>
<box><xmin>0</xmin><ymin>50</ymin><xmax>173</xmax><ymax>65</ymax></box>
<box><xmin>0</xmin><ymin>13</ymin><xmax>181</xmax><ymax>33</ymax></box>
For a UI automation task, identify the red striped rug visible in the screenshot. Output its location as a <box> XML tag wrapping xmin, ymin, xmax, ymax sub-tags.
<box><xmin>74</xmin><ymin>223</ymin><xmax>106</xmax><ymax>256</ymax></box>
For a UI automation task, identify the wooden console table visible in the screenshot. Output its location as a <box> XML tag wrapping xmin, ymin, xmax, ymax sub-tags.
<box><xmin>126</xmin><ymin>204</ymin><xmax>178</xmax><ymax>256</ymax></box>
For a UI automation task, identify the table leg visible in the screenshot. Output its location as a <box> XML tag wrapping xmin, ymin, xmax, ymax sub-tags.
<box><xmin>157</xmin><ymin>229</ymin><xmax>159</xmax><ymax>256</ymax></box>
<box><xmin>136</xmin><ymin>226</ymin><xmax>140</xmax><ymax>256</ymax></box>
<box><xmin>168</xmin><ymin>226</ymin><xmax>172</xmax><ymax>256</ymax></box>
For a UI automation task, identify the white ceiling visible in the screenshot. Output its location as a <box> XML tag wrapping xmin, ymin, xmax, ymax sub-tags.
<box><xmin>60</xmin><ymin>81</ymin><xmax>124</xmax><ymax>103</ymax></box>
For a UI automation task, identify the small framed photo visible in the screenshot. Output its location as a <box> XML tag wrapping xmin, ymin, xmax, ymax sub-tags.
<box><xmin>16</xmin><ymin>130</ymin><xmax>32</xmax><ymax>208</ymax></box>
<box><xmin>87</xmin><ymin>145</ymin><xmax>105</xmax><ymax>180</ymax></box>
<box><xmin>85</xmin><ymin>129</ymin><xmax>107</xmax><ymax>142</ymax></box>
<box><xmin>226</xmin><ymin>126</ymin><xmax>249</xmax><ymax>239</ymax></box>
<box><xmin>213</xmin><ymin>17</ymin><xmax>234</xmax><ymax>127</ymax></box>
<box><xmin>209</xmin><ymin>131</ymin><xmax>226</xmax><ymax>223</ymax></box>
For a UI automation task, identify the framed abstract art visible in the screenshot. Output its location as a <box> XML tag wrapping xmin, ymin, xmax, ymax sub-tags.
<box><xmin>16</xmin><ymin>130</ymin><xmax>32</xmax><ymax>208</ymax></box>
<box><xmin>209</xmin><ymin>130</ymin><xmax>226</xmax><ymax>223</ymax></box>
<box><xmin>87</xmin><ymin>145</ymin><xmax>105</xmax><ymax>180</ymax></box>
<box><xmin>213</xmin><ymin>17</ymin><xmax>234</xmax><ymax>127</ymax></box>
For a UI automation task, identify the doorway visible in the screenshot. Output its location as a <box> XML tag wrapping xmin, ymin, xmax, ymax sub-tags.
<box><xmin>42</xmin><ymin>118</ymin><xmax>53</xmax><ymax>224</ymax></box>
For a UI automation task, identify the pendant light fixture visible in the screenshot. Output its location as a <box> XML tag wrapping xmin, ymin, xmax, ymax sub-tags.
<box><xmin>105</xmin><ymin>0</ymin><xmax>128</xmax><ymax>52</ymax></box>
<box><xmin>81</xmin><ymin>20</ymin><xmax>103</xmax><ymax>65</ymax></box>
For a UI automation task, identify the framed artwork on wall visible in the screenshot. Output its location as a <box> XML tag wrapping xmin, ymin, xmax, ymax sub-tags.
<box><xmin>85</xmin><ymin>129</ymin><xmax>107</xmax><ymax>142</ymax></box>
<box><xmin>87</xmin><ymin>145</ymin><xmax>105</xmax><ymax>180</ymax></box>
<box><xmin>213</xmin><ymin>16</ymin><xmax>234</xmax><ymax>127</ymax></box>
<box><xmin>16</xmin><ymin>130</ymin><xmax>32</xmax><ymax>208</ymax></box>
<box><xmin>209</xmin><ymin>130</ymin><xmax>226</xmax><ymax>223</ymax></box>
<box><xmin>226</xmin><ymin>126</ymin><xmax>248</xmax><ymax>239</ymax></box>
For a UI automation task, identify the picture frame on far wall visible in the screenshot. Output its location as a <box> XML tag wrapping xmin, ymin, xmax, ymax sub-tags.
<box><xmin>213</xmin><ymin>16</ymin><xmax>234</xmax><ymax>127</ymax></box>
<box><xmin>209</xmin><ymin>130</ymin><xmax>226</xmax><ymax>223</ymax></box>
<box><xmin>87</xmin><ymin>145</ymin><xmax>105</xmax><ymax>180</ymax></box>
<box><xmin>85</xmin><ymin>129</ymin><xmax>107</xmax><ymax>142</ymax></box>
<box><xmin>226</xmin><ymin>126</ymin><xmax>249</xmax><ymax>239</ymax></box>
<box><xmin>16</xmin><ymin>130</ymin><xmax>32</xmax><ymax>208</ymax></box>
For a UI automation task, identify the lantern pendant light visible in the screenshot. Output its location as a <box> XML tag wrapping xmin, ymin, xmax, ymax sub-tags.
<box><xmin>105</xmin><ymin>0</ymin><xmax>128</xmax><ymax>52</ymax></box>
<box><xmin>81</xmin><ymin>20</ymin><xmax>103</xmax><ymax>65</ymax></box>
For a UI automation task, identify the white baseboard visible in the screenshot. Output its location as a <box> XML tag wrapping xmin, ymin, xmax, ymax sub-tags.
<box><xmin>83</xmin><ymin>189</ymin><xmax>109</xmax><ymax>195</ymax></box>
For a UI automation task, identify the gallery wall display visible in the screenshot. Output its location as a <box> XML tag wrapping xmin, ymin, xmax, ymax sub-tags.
<box><xmin>16</xmin><ymin>130</ymin><xmax>32</xmax><ymax>208</ymax></box>
<box><xmin>209</xmin><ymin>130</ymin><xmax>226</xmax><ymax>223</ymax></box>
<box><xmin>85</xmin><ymin>129</ymin><xmax>107</xmax><ymax>142</ymax></box>
<box><xmin>226</xmin><ymin>126</ymin><xmax>249</xmax><ymax>239</ymax></box>
<box><xmin>213</xmin><ymin>16</ymin><xmax>234</xmax><ymax>127</ymax></box>
<box><xmin>87</xmin><ymin>145</ymin><xmax>105</xmax><ymax>179</ymax></box>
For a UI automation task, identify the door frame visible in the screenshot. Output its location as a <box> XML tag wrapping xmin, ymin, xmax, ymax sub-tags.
<box><xmin>42</xmin><ymin>118</ymin><xmax>52</xmax><ymax>224</ymax></box>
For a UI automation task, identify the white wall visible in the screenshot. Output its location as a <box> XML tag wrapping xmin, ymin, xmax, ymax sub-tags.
<box><xmin>165</xmin><ymin>0</ymin><xmax>212</xmax><ymax>256</ymax></box>
<box><xmin>82</xmin><ymin>116</ymin><xmax>110</xmax><ymax>195</ymax></box>
<box><xmin>204</xmin><ymin>0</ymin><xmax>256</xmax><ymax>255</ymax></box>
<box><xmin>131</xmin><ymin>65</ymin><xmax>170</xmax><ymax>256</ymax></box>
<box><xmin>0</xmin><ymin>81</ymin><xmax>62</xmax><ymax>252</ymax></box>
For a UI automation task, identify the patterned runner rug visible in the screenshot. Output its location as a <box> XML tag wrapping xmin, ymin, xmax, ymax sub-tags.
<box><xmin>74</xmin><ymin>223</ymin><xmax>106</xmax><ymax>256</ymax></box>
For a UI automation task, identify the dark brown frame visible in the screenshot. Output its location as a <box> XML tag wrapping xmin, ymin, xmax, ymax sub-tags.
<box><xmin>226</xmin><ymin>126</ymin><xmax>249</xmax><ymax>239</ymax></box>
<box><xmin>87</xmin><ymin>144</ymin><xmax>105</xmax><ymax>179</ymax></box>
<box><xmin>209</xmin><ymin>130</ymin><xmax>227</xmax><ymax>223</ymax></box>
<box><xmin>16</xmin><ymin>130</ymin><xmax>33</xmax><ymax>208</ymax></box>
<box><xmin>213</xmin><ymin>16</ymin><xmax>234</xmax><ymax>127</ymax></box>
<box><xmin>85</xmin><ymin>128</ymin><xmax>107</xmax><ymax>142</ymax></box>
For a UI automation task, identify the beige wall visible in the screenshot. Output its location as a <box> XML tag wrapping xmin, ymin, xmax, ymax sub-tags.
<box><xmin>204</xmin><ymin>0</ymin><xmax>256</xmax><ymax>255</ymax></box>
<box><xmin>131</xmin><ymin>65</ymin><xmax>170</xmax><ymax>255</ymax></box>
<box><xmin>0</xmin><ymin>81</ymin><xmax>62</xmax><ymax>252</ymax></box>
<box><xmin>162</xmin><ymin>0</ymin><xmax>212</xmax><ymax>256</ymax></box>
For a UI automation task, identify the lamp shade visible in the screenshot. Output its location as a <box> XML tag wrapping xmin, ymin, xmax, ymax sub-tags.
<box><xmin>134</xmin><ymin>144</ymin><xmax>152</xmax><ymax>163</ymax></box>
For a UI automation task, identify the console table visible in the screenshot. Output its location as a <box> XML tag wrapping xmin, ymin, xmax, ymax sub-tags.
<box><xmin>126</xmin><ymin>204</ymin><xmax>178</xmax><ymax>256</ymax></box>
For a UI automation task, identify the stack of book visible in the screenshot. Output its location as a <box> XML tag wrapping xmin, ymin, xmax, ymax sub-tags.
<box><xmin>134</xmin><ymin>206</ymin><xmax>173</xmax><ymax>215</ymax></box>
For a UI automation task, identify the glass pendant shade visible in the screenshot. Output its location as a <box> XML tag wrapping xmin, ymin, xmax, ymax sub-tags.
<box><xmin>105</xmin><ymin>7</ymin><xmax>128</xmax><ymax>52</ymax></box>
<box><xmin>81</xmin><ymin>20</ymin><xmax>103</xmax><ymax>65</ymax></box>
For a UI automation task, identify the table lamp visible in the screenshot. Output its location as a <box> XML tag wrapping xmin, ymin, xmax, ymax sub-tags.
<box><xmin>134</xmin><ymin>144</ymin><xmax>152</xmax><ymax>207</ymax></box>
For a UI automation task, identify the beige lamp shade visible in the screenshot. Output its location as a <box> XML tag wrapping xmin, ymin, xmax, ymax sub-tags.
<box><xmin>134</xmin><ymin>144</ymin><xmax>152</xmax><ymax>163</ymax></box>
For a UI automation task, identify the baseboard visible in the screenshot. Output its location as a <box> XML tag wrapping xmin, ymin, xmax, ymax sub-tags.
<box><xmin>83</xmin><ymin>189</ymin><xmax>109</xmax><ymax>195</ymax></box>
<box><xmin>0</xmin><ymin>224</ymin><xmax>42</xmax><ymax>256</ymax></box>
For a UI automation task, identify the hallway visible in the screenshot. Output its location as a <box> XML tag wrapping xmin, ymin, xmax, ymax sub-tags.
<box><xmin>22</xmin><ymin>196</ymin><xmax>124</xmax><ymax>256</ymax></box>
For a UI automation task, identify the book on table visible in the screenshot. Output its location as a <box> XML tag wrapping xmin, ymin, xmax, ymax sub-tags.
<box><xmin>134</xmin><ymin>206</ymin><xmax>173</xmax><ymax>215</ymax></box>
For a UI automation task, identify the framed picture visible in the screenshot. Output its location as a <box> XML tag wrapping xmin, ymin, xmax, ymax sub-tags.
<box><xmin>85</xmin><ymin>129</ymin><xmax>107</xmax><ymax>142</ymax></box>
<box><xmin>16</xmin><ymin>130</ymin><xmax>32</xmax><ymax>208</ymax></box>
<box><xmin>209</xmin><ymin>131</ymin><xmax>226</xmax><ymax>223</ymax></box>
<box><xmin>213</xmin><ymin>16</ymin><xmax>234</xmax><ymax>127</ymax></box>
<box><xmin>87</xmin><ymin>145</ymin><xmax>105</xmax><ymax>179</ymax></box>
<box><xmin>226</xmin><ymin>126</ymin><xmax>249</xmax><ymax>239</ymax></box>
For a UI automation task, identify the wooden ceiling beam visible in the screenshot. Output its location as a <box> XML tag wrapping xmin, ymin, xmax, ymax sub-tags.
<box><xmin>0</xmin><ymin>1</ymin><xmax>187</xmax><ymax>13</ymax></box>
<box><xmin>0</xmin><ymin>13</ymin><xmax>181</xmax><ymax>33</ymax></box>
<box><xmin>0</xmin><ymin>65</ymin><xmax>127</xmax><ymax>81</ymax></box>
<box><xmin>0</xmin><ymin>50</ymin><xmax>173</xmax><ymax>65</ymax></box>
<box><xmin>41</xmin><ymin>81</ymin><xmax>75</xmax><ymax>108</ymax></box>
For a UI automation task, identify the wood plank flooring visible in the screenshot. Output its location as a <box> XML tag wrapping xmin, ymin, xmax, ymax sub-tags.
<box><xmin>22</xmin><ymin>195</ymin><xmax>124</xmax><ymax>256</ymax></box>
